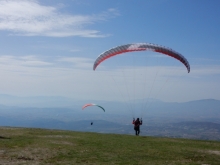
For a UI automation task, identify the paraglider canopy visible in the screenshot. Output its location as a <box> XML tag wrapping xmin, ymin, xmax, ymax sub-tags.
<box><xmin>93</xmin><ymin>43</ymin><xmax>190</xmax><ymax>73</ymax></box>
<box><xmin>82</xmin><ymin>103</ymin><xmax>105</xmax><ymax>112</ymax></box>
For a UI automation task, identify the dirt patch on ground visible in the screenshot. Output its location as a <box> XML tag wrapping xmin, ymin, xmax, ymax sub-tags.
<box><xmin>0</xmin><ymin>147</ymin><xmax>61</xmax><ymax>165</ymax></box>
<box><xmin>50</xmin><ymin>140</ymin><xmax>75</xmax><ymax>146</ymax></box>
<box><xmin>207</xmin><ymin>150</ymin><xmax>220</xmax><ymax>155</ymax></box>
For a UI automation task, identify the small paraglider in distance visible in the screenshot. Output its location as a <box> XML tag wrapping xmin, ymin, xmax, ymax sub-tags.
<box><xmin>82</xmin><ymin>103</ymin><xmax>105</xmax><ymax>125</ymax></box>
<box><xmin>82</xmin><ymin>103</ymin><xmax>105</xmax><ymax>112</ymax></box>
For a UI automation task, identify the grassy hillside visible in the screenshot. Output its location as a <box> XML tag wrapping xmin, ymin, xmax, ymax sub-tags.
<box><xmin>0</xmin><ymin>127</ymin><xmax>220</xmax><ymax>165</ymax></box>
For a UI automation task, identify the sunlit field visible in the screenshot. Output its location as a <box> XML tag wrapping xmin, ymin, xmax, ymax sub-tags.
<box><xmin>0</xmin><ymin>127</ymin><xmax>220</xmax><ymax>165</ymax></box>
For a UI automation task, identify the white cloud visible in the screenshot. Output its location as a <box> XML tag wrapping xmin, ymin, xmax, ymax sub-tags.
<box><xmin>190</xmin><ymin>65</ymin><xmax>220</xmax><ymax>76</ymax></box>
<box><xmin>0</xmin><ymin>55</ymin><xmax>52</xmax><ymax>67</ymax></box>
<box><xmin>0</xmin><ymin>55</ymin><xmax>219</xmax><ymax>102</ymax></box>
<box><xmin>0</xmin><ymin>55</ymin><xmax>95</xmax><ymax>71</ymax></box>
<box><xmin>0</xmin><ymin>55</ymin><xmax>103</xmax><ymax>99</ymax></box>
<box><xmin>57</xmin><ymin>57</ymin><xmax>94</xmax><ymax>69</ymax></box>
<box><xmin>0</xmin><ymin>0</ymin><xmax>118</xmax><ymax>37</ymax></box>
<box><xmin>186</xmin><ymin>58</ymin><xmax>220</xmax><ymax>77</ymax></box>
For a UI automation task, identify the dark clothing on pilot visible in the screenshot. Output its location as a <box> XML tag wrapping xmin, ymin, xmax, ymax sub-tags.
<box><xmin>132</xmin><ymin>118</ymin><xmax>142</xmax><ymax>135</ymax></box>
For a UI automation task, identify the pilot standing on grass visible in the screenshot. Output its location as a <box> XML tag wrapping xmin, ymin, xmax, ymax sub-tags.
<box><xmin>132</xmin><ymin>118</ymin><xmax>142</xmax><ymax>136</ymax></box>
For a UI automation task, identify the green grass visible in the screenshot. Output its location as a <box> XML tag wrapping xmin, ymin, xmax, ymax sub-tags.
<box><xmin>0</xmin><ymin>127</ymin><xmax>220</xmax><ymax>164</ymax></box>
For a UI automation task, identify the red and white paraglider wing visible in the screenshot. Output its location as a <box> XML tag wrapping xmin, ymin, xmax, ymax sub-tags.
<box><xmin>93</xmin><ymin>43</ymin><xmax>190</xmax><ymax>73</ymax></box>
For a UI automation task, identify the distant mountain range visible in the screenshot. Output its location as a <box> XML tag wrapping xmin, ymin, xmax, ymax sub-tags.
<box><xmin>0</xmin><ymin>94</ymin><xmax>219</xmax><ymax>140</ymax></box>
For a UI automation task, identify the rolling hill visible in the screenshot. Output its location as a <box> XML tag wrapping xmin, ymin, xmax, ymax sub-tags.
<box><xmin>0</xmin><ymin>127</ymin><xmax>220</xmax><ymax>165</ymax></box>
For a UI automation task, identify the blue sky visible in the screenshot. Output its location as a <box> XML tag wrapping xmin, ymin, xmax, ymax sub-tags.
<box><xmin>0</xmin><ymin>0</ymin><xmax>219</xmax><ymax>104</ymax></box>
